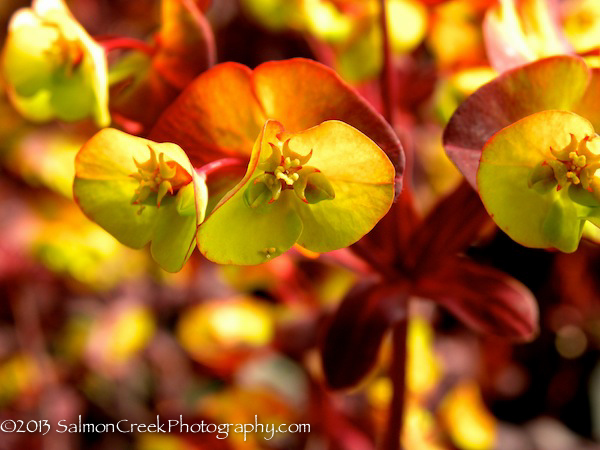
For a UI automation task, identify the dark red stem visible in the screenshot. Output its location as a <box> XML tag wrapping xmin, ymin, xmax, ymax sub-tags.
<box><xmin>384</xmin><ymin>309</ymin><xmax>408</xmax><ymax>450</ymax></box>
<box><xmin>379</xmin><ymin>0</ymin><xmax>395</xmax><ymax>126</ymax></box>
<box><xmin>195</xmin><ymin>158</ymin><xmax>246</xmax><ymax>177</ymax></box>
<box><xmin>99</xmin><ymin>37</ymin><xmax>155</xmax><ymax>55</ymax></box>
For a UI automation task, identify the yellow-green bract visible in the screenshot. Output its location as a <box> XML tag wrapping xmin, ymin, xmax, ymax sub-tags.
<box><xmin>196</xmin><ymin>120</ymin><xmax>396</xmax><ymax>265</ymax></box>
<box><xmin>1</xmin><ymin>0</ymin><xmax>109</xmax><ymax>126</ymax></box>
<box><xmin>478</xmin><ymin>110</ymin><xmax>600</xmax><ymax>252</ymax></box>
<box><xmin>73</xmin><ymin>128</ymin><xmax>207</xmax><ymax>272</ymax></box>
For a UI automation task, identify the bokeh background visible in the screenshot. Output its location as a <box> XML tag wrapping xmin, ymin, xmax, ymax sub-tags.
<box><xmin>1</xmin><ymin>0</ymin><xmax>600</xmax><ymax>449</ymax></box>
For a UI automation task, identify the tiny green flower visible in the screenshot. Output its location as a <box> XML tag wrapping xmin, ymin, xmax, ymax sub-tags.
<box><xmin>73</xmin><ymin>128</ymin><xmax>208</xmax><ymax>272</ymax></box>
<box><xmin>196</xmin><ymin>119</ymin><xmax>396</xmax><ymax>265</ymax></box>
<box><xmin>478</xmin><ymin>110</ymin><xmax>600</xmax><ymax>253</ymax></box>
<box><xmin>243</xmin><ymin>137</ymin><xmax>334</xmax><ymax>207</ymax></box>
<box><xmin>1</xmin><ymin>0</ymin><xmax>109</xmax><ymax>126</ymax></box>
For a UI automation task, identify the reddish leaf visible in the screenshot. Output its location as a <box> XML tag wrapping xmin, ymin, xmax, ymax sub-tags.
<box><xmin>253</xmin><ymin>59</ymin><xmax>404</xmax><ymax>183</ymax></box>
<box><xmin>414</xmin><ymin>257</ymin><xmax>539</xmax><ymax>341</ymax></box>
<box><xmin>573</xmin><ymin>68</ymin><xmax>600</xmax><ymax>130</ymax></box>
<box><xmin>404</xmin><ymin>181</ymin><xmax>490</xmax><ymax>272</ymax></box>
<box><xmin>321</xmin><ymin>281</ymin><xmax>406</xmax><ymax>390</ymax></box>
<box><xmin>352</xmin><ymin>188</ymin><xmax>420</xmax><ymax>270</ymax></box>
<box><xmin>150</xmin><ymin>63</ymin><xmax>265</xmax><ymax>166</ymax></box>
<box><xmin>151</xmin><ymin>59</ymin><xmax>404</xmax><ymax>182</ymax></box>
<box><xmin>195</xmin><ymin>0</ymin><xmax>212</xmax><ymax>12</ymax></box>
<box><xmin>443</xmin><ymin>56</ymin><xmax>591</xmax><ymax>187</ymax></box>
<box><xmin>110</xmin><ymin>0</ymin><xmax>214</xmax><ymax>130</ymax></box>
<box><xmin>153</xmin><ymin>0</ymin><xmax>215</xmax><ymax>90</ymax></box>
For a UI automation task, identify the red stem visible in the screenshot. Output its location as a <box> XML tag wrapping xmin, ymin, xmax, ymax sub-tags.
<box><xmin>379</xmin><ymin>0</ymin><xmax>395</xmax><ymax>126</ymax></box>
<box><xmin>384</xmin><ymin>311</ymin><xmax>408</xmax><ymax>450</ymax></box>
<box><xmin>577</xmin><ymin>47</ymin><xmax>600</xmax><ymax>58</ymax></box>
<box><xmin>195</xmin><ymin>158</ymin><xmax>246</xmax><ymax>177</ymax></box>
<box><xmin>99</xmin><ymin>37</ymin><xmax>155</xmax><ymax>55</ymax></box>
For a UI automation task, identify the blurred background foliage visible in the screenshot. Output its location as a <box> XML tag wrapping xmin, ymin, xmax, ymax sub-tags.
<box><xmin>1</xmin><ymin>0</ymin><xmax>600</xmax><ymax>449</ymax></box>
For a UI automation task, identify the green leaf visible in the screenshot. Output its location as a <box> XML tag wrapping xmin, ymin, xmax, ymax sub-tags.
<box><xmin>197</xmin><ymin>120</ymin><xmax>303</xmax><ymax>265</ymax></box>
<box><xmin>197</xmin><ymin>187</ymin><xmax>303</xmax><ymax>265</ymax></box>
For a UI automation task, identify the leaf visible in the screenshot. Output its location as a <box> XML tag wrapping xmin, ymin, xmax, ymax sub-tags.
<box><xmin>477</xmin><ymin>110</ymin><xmax>594</xmax><ymax>252</ymax></box>
<box><xmin>443</xmin><ymin>55</ymin><xmax>591</xmax><ymax>187</ymax></box>
<box><xmin>415</xmin><ymin>257</ymin><xmax>539</xmax><ymax>341</ymax></box>
<box><xmin>109</xmin><ymin>51</ymin><xmax>180</xmax><ymax>131</ymax></box>
<box><xmin>151</xmin><ymin>58</ymin><xmax>404</xmax><ymax>182</ymax></box>
<box><xmin>573</xmin><ymin>68</ymin><xmax>600</xmax><ymax>130</ymax></box>
<box><xmin>109</xmin><ymin>0</ymin><xmax>214</xmax><ymax>131</ymax></box>
<box><xmin>321</xmin><ymin>281</ymin><xmax>405</xmax><ymax>390</ymax></box>
<box><xmin>150</xmin><ymin>62</ymin><xmax>266</xmax><ymax>166</ymax></box>
<box><xmin>1</xmin><ymin>0</ymin><xmax>109</xmax><ymax>126</ymax></box>
<box><xmin>253</xmin><ymin>58</ymin><xmax>404</xmax><ymax>184</ymax></box>
<box><xmin>196</xmin><ymin>120</ymin><xmax>396</xmax><ymax>264</ymax></box>
<box><xmin>152</xmin><ymin>0</ymin><xmax>215</xmax><ymax>90</ymax></box>
<box><xmin>352</xmin><ymin>189</ymin><xmax>420</xmax><ymax>269</ymax></box>
<box><xmin>404</xmin><ymin>181</ymin><xmax>490</xmax><ymax>272</ymax></box>
<box><xmin>196</xmin><ymin>121</ymin><xmax>303</xmax><ymax>265</ymax></box>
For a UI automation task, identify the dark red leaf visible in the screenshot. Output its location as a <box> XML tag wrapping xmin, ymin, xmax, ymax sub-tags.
<box><xmin>404</xmin><ymin>181</ymin><xmax>490</xmax><ymax>272</ymax></box>
<box><xmin>414</xmin><ymin>257</ymin><xmax>539</xmax><ymax>341</ymax></box>
<box><xmin>352</xmin><ymin>188</ymin><xmax>420</xmax><ymax>271</ymax></box>
<box><xmin>321</xmin><ymin>281</ymin><xmax>406</xmax><ymax>390</ymax></box>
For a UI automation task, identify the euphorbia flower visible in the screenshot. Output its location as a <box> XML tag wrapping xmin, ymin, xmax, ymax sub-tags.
<box><xmin>197</xmin><ymin>119</ymin><xmax>395</xmax><ymax>265</ymax></box>
<box><xmin>149</xmin><ymin>58</ymin><xmax>403</xmax><ymax>265</ymax></box>
<box><xmin>73</xmin><ymin>128</ymin><xmax>207</xmax><ymax>272</ymax></box>
<box><xmin>1</xmin><ymin>0</ymin><xmax>109</xmax><ymax>126</ymax></box>
<box><xmin>444</xmin><ymin>55</ymin><xmax>600</xmax><ymax>252</ymax></box>
<box><xmin>478</xmin><ymin>110</ymin><xmax>600</xmax><ymax>252</ymax></box>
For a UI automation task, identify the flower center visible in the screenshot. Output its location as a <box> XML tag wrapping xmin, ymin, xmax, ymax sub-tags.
<box><xmin>130</xmin><ymin>145</ymin><xmax>192</xmax><ymax>214</ymax></box>
<box><xmin>40</xmin><ymin>21</ymin><xmax>84</xmax><ymax>73</ymax></box>
<box><xmin>244</xmin><ymin>137</ymin><xmax>335</xmax><ymax>208</ymax></box>
<box><xmin>529</xmin><ymin>133</ymin><xmax>600</xmax><ymax>197</ymax></box>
